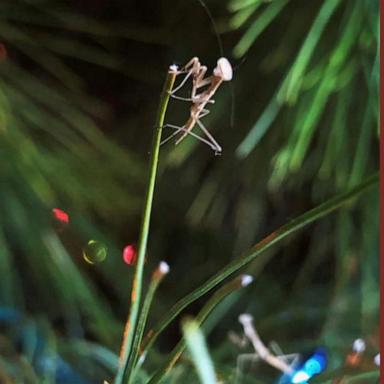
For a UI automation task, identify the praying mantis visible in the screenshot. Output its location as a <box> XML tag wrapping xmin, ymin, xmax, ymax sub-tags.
<box><xmin>234</xmin><ymin>314</ymin><xmax>327</xmax><ymax>384</ymax></box>
<box><xmin>161</xmin><ymin>56</ymin><xmax>233</xmax><ymax>155</ymax></box>
<box><xmin>237</xmin><ymin>314</ymin><xmax>297</xmax><ymax>377</ymax></box>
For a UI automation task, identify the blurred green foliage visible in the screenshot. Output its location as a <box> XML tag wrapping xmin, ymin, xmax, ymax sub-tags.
<box><xmin>0</xmin><ymin>0</ymin><xmax>378</xmax><ymax>383</ymax></box>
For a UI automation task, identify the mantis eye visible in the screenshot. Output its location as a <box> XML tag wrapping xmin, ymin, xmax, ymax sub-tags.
<box><xmin>214</xmin><ymin>57</ymin><xmax>233</xmax><ymax>81</ymax></box>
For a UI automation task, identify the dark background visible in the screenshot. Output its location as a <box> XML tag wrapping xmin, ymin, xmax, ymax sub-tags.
<box><xmin>0</xmin><ymin>0</ymin><xmax>379</xmax><ymax>383</ymax></box>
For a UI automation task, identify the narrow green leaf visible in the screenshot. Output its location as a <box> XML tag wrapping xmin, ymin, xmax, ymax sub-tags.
<box><xmin>126</xmin><ymin>262</ymin><xmax>170</xmax><ymax>384</ymax></box>
<box><xmin>288</xmin><ymin>3</ymin><xmax>362</xmax><ymax>171</ymax></box>
<box><xmin>147</xmin><ymin>275</ymin><xmax>252</xmax><ymax>384</ymax></box>
<box><xmin>233</xmin><ymin>0</ymin><xmax>289</xmax><ymax>58</ymax></box>
<box><xmin>228</xmin><ymin>0</ymin><xmax>261</xmax><ymax>13</ymax></box>
<box><xmin>181</xmin><ymin>318</ymin><xmax>216</xmax><ymax>384</ymax></box>
<box><xmin>141</xmin><ymin>174</ymin><xmax>378</xmax><ymax>359</ymax></box>
<box><xmin>229</xmin><ymin>3</ymin><xmax>261</xmax><ymax>29</ymax></box>
<box><xmin>236</xmin><ymin>92</ymin><xmax>281</xmax><ymax>158</ymax></box>
<box><xmin>278</xmin><ymin>0</ymin><xmax>342</xmax><ymax>103</ymax></box>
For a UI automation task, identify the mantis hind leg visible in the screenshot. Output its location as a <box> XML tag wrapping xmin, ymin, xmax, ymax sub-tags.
<box><xmin>162</xmin><ymin>124</ymin><xmax>219</xmax><ymax>152</ymax></box>
<box><xmin>195</xmin><ymin>119</ymin><xmax>221</xmax><ymax>154</ymax></box>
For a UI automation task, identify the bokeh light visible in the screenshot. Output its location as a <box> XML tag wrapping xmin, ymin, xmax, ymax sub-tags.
<box><xmin>123</xmin><ymin>244</ymin><xmax>137</xmax><ymax>265</ymax></box>
<box><xmin>52</xmin><ymin>208</ymin><xmax>69</xmax><ymax>224</ymax></box>
<box><xmin>82</xmin><ymin>240</ymin><xmax>108</xmax><ymax>265</ymax></box>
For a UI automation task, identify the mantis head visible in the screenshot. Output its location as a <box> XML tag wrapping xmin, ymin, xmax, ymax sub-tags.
<box><xmin>214</xmin><ymin>57</ymin><xmax>233</xmax><ymax>81</ymax></box>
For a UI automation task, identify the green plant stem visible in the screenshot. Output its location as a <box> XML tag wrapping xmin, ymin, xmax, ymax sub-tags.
<box><xmin>126</xmin><ymin>265</ymin><xmax>169</xmax><ymax>384</ymax></box>
<box><xmin>140</xmin><ymin>174</ymin><xmax>378</xmax><ymax>359</ymax></box>
<box><xmin>114</xmin><ymin>66</ymin><xmax>177</xmax><ymax>384</ymax></box>
<box><xmin>147</xmin><ymin>276</ymin><xmax>248</xmax><ymax>384</ymax></box>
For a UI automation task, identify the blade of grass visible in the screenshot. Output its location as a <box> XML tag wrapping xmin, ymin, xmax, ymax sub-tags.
<box><xmin>233</xmin><ymin>0</ymin><xmax>289</xmax><ymax>58</ymax></box>
<box><xmin>126</xmin><ymin>262</ymin><xmax>170</xmax><ymax>384</ymax></box>
<box><xmin>1</xmin><ymin>61</ymin><xmax>141</xmax><ymax>172</ymax></box>
<box><xmin>113</xmin><ymin>65</ymin><xmax>177</xmax><ymax>384</ymax></box>
<box><xmin>277</xmin><ymin>0</ymin><xmax>342</xmax><ymax>103</ymax></box>
<box><xmin>228</xmin><ymin>0</ymin><xmax>261</xmax><ymax>13</ymax></box>
<box><xmin>347</xmin><ymin>101</ymin><xmax>375</xmax><ymax>188</ymax></box>
<box><xmin>347</xmin><ymin>49</ymin><xmax>378</xmax><ymax>188</ymax></box>
<box><xmin>287</xmin><ymin>67</ymin><xmax>334</xmax><ymax>172</ymax></box>
<box><xmin>0</xmin><ymin>22</ymin><xmax>84</xmax><ymax>91</ymax></box>
<box><xmin>140</xmin><ymin>174</ymin><xmax>378</xmax><ymax>358</ymax></box>
<box><xmin>288</xmin><ymin>3</ymin><xmax>362</xmax><ymax>172</ymax></box>
<box><xmin>181</xmin><ymin>318</ymin><xmax>216</xmax><ymax>384</ymax></box>
<box><xmin>268</xmin><ymin>83</ymin><xmax>317</xmax><ymax>187</ymax></box>
<box><xmin>318</xmin><ymin>87</ymin><xmax>351</xmax><ymax>181</ymax></box>
<box><xmin>229</xmin><ymin>3</ymin><xmax>261</xmax><ymax>30</ymax></box>
<box><xmin>146</xmin><ymin>275</ymin><xmax>253</xmax><ymax>384</ymax></box>
<box><xmin>236</xmin><ymin>91</ymin><xmax>281</xmax><ymax>158</ymax></box>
